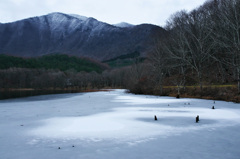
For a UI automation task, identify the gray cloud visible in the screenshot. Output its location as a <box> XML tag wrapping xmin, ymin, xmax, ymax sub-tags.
<box><xmin>0</xmin><ymin>0</ymin><xmax>206</xmax><ymax>26</ymax></box>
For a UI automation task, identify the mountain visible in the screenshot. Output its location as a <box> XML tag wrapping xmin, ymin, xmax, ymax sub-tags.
<box><xmin>0</xmin><ymin>12</ymin><xmax>166</xmax><ymax>61</ymax></box>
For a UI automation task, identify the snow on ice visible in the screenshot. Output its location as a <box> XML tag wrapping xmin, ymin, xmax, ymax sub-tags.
<box><xmin>0</xmin><ymin>89</ymin><xmax>240</xmax><ymax>159</ymax></box>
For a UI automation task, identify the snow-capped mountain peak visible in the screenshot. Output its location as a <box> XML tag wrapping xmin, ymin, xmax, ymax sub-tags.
<box><xmin>113</xmin><ymin>22</ymin><xmax>134</xmax><ymax>28</ymax></box>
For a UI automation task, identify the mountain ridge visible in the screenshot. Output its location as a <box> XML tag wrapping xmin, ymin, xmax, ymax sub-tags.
<box><xmin>0</xmin><ymin>12</ymin><xmax>166</xmax><ymax>61</ymax></box>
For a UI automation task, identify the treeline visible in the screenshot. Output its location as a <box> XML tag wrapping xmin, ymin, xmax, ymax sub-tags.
<box><xmin>0</xmin><ymin>54</ymin><xmax>111</xmax><ymax>99</ymax></box>
<box><xmin>0</xmin><ymin>68</ymin><xmax>127</xmax><ymax>89</ymax></box>
<box><xmin>126</xmin><ymin>0</ymin><xmax>240</xmax><ymax>102</ymax></box>
<box><xmin>0</xmin><ymin>66</ymin><xmax>132</xmax><ymax>99</ymax></box>
<box><xmin>0</xmin><ymin>54</ymin><xmax>107</xmax><ymax>73</ymax></box>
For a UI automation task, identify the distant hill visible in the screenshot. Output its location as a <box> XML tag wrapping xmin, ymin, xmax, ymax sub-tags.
<box><xmin>103</xmin><ymin>51</ymin><xmax>145</xmax><ymax>68</ymax></box>
<box><xmin>0</xmin><ymin>12</ymin><xmax>166</xmax><ymax>61</ymax></box>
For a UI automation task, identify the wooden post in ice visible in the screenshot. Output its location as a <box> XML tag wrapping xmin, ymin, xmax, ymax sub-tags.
<box><xmin>176</xmin><ymin>94</ymin><xmax>180</xmax><ymax>98</ymax></box>
<box><xmin>212</xmin><ymin>106</ymin><xmax>215</xmax><ymax>109</ymax></box>
<box><xmin>154</xmin><ymin>115</ymin><xmax>158</xmax><ymax>121</ymax></box>
<box><xmin>196</xmin><ymin>115</ymin><xmax>199</xmax><ymax>123</ymax></box>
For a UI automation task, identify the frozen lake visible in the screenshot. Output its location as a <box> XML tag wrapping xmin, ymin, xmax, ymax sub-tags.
<box><xmin>0</xmin><ymin>89</ymin><xmax>240</xmax><ymax>159</ymax></box>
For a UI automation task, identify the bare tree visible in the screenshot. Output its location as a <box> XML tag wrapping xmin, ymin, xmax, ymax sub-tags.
<box><xmin>148</xmin><ymin>41</ymin><xmax>169</xmax><ymax>95</ymax></box>
<box><xmin>165</xmin><ymin>10</ymin><xmax>190</xmax><ymax>93</ymax></box>
<box><xmin>165</xmin><ymin>8</ymin><xmax>216</xmax><ymax>93</ymax></box>
<box><xmin>213</xmin><ymin>0</ymin><xmax>240</xmax><ymax>93</ymax></box>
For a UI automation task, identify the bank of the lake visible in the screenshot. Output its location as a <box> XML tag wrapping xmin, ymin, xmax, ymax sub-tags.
<box><xmin>0</xmin><ymin>88</ymin><xmax>111</xmax><ymax>100</ymax></box>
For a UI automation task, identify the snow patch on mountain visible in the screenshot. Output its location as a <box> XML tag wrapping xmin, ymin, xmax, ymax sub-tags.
<box><xmin>70</xmin><ymin>14</ymin><xmax>88</xmax><ymax>21</ymax></box>
<box><xmin>42</xmin><ymin>12</ymin><xmax>86</xmax><ymax>34</ymax></box>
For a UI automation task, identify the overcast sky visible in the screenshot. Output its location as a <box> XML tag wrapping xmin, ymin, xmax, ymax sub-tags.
<box><xmin>0</xmin><ymin>0</ymin><xmax>207</xmax><ymax>26</ymax></box>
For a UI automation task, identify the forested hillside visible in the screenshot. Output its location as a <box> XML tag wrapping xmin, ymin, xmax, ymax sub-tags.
<box><xmin>0</xmin><ymin>54</ymin><xmax>107</xmax><ymax>73</ymax></box>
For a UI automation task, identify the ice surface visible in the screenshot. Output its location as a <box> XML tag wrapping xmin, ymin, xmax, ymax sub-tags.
<box><xmin>1</xmin><ymin>89</ymin><xmax>240</xmax><ymax>159</ymax></box>
<box><xmin>28</xmin><ymin>106</ymin><xmax>240</xmax><ymax>140</ymax></box>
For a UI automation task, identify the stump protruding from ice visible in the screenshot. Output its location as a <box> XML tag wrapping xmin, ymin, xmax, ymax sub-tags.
<box><xmin>58</xmin><ymin>147</ymin><xmax>61</xmax><ymax>149</ymax></box>
<box><xmin>154</xmin><ymin>115</ymin><xmax>158</xmax><ymax>121</ymax></box>
<box><xmin>176</xmin><ymin>94</ymin><xmax>180</xmax><ymax>98</ymax></box>
<box><xmin>212</xmin><ymin>106</ymin><xmax>215</xmax><ymax>109</ymax></box>
<box><xmin>196</xmin><ymin>115</ymin><xmax>199</xmax><ymax>123</ymax></box>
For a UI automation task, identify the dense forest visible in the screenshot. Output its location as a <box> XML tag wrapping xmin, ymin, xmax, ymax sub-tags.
<box><xmin>0</xmin><ymin>0</ymin><xmax>240</xmax><ymax>102</ymax></box>
<box><xmin>127</xmin><ymin>0</ymin><xmax>240</xmax><ymax>102</ymax></box>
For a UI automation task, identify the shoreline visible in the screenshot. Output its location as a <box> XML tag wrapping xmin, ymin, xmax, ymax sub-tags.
<box><xmin>1</xmin><ymin>87</ymin><xmax>240</xmax><ymax>104</ymax></box>
<box><xmin>0</xmin><ymin>88</ymin><xmax>111</xmax><ymax>100</ymax></box>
